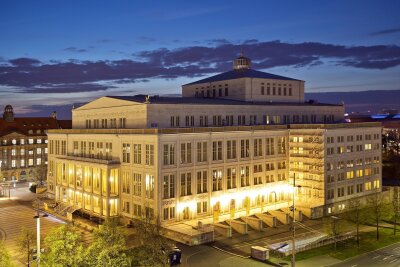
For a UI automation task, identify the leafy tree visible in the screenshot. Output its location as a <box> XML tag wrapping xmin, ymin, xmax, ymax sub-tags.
<box><xmin>0</xmin><ymin>241</ymin><xmax>13</xmax><ymax>267</ymax></box>
<box><xmin>17</xmin><ymin>227</ymin><xmax>35</xmax><ymax>267</ymax></box>
<box><xmin>41</xmin><ymin>224</ymin><xmax>84</xmax><ymax>267</ymax></box>
<box><xmin>129</xmin><ymin>217</ymin><xmax>174</xmax><ymax>267</ymax></box>
<box><xmin>344</xmin><ymin>198</ymin><xmax>364</xmax><ymax>247</ymax></box>
<box><xmin>85</xmin><ymin>219</ymin><xmax>129</xmax><ymax>267</ymax></box>
<box><xmin>366</xmin><ymin>192</ymin><xmax>388</xmax><ymax>240</ymax></box>
<box><xmin>323</xmin><ymin>215</ymin><xmax>344</xmax><ymax>251</ymax></box>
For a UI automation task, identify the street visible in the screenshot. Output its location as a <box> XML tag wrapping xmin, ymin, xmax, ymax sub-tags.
<box><xmin>330</xmin><ymin>242</ymin><xmax>400</xmax><ymax>267</ymax></box>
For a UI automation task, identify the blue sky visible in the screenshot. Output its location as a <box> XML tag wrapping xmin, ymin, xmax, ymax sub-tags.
<box><xmin>0</xmin><ymin>0</ymin><xmax>399</xmax><ymax>117</ymax></box>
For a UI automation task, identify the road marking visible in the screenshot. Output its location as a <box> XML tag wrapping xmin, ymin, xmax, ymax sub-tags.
<box><xmin>389</xmin><ymin>259</ymin><xmax>398</xmax><ymax>263</ymax></box>
<box><xmin>350</xmin><ymin>265</ymin><xmax>357</xmax><ymax>267</ymax></box>
<box><xmin>373</xmin><ymin>255</ymin><xmax>380</xmax><ymax>259</ymax></box>
<box><xmin>393</xmin><ymin>247</ymin><xmax>400</xmax><ymax>251</ymax></box>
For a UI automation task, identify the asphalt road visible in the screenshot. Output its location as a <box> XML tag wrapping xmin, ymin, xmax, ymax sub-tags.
<box><xmin>330</xmin><ymin>242</ymin><xmax>400</xmax><ymax>267</ymax></box>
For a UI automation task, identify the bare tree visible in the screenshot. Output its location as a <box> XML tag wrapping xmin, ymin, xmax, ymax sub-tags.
<box><xmin>17</xmin><ymin>227</ymin><xmax>35</xmax><ymax>267</ymax></box>
<box><xmin>34</xmin><ymin>163</ymin><xmax>47</xmax><ymax>186</ymax></box>
<box><xmin>367</xmin><ymin>192</ymin><xmax>387</xmax><ymax>240</ymax></box>
<box><xmin>345</xmin><ymin>198</ymin><xmax>364</xmax><ymax>247</ymax></box>
<box><xmin>392</xmin><ymin>187</ymin><xmax>400</xmax><ymax>235</ymax></box>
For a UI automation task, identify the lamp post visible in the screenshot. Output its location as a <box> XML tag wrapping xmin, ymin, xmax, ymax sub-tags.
<box><xmin>291</xmin><ymin>174</ymin><xmax>301</xmax><ymax>267</ymax></box>
<box><xmin>34</xmin><ymin>195</ymin><xmax>48</xmax><ymax>266</ymax></box>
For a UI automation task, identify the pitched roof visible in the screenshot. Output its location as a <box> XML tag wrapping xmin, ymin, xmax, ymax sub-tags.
<box><xmin>183</xmin><ymin>68</ymin><xmax>302</xmax><ymax>86</ymax></box>
<box><xmin>107</xmin><ymin>95</ymin><xmax>341</xmax><ymax>107</ymax></box>
<box><xmin>0</xmin><ymin>117</ymin><xmax>72</xmax><ymax>137</ymax></box>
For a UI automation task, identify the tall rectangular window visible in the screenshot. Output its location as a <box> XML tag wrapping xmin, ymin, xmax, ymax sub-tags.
<box><xmin>122</xmin><ymin>171</ymin><xmax>131</xmax><ymax>194</ymax></box>
<box><xmin>226</xmin><ymin>140</ymin><xmax>237</xmax><ymax>160</ymax></box>
<box><xmin>196</xmin><ymin>171</ymin><xmax>207</xmax><ymax>194</ymax></box>
<box><xmin>278</xmin><ymin>137</ymin><xmax>286</xmax><ymax>155</ymax></box>
<box><xmin>227</xmin><ymin>167</ymin><xmax>237</xmax><ymax>189</ymax></box>
<box><xmin>180</xmin><ymin>172</ymin><xmax>192</xmax><ymax>196</ymax></box>
<box><xmin>254</xmin><ymin>138</ymin><xmax>263</xmax><ymax>157</ymax></box>
<box><xmin>122</xmin><ymin>143</ymin><xmax>131</xmax><ymax>163</ymax></box>
<box><xmin>196</xmin><ymin>142</ymin><xmax>208</xmax><ymax>162</ymax></box>
<box><xmin>212</xmin><ymin>141</ymin><xmax>223</xmax><ymax>161</ymax></box>
<box><xmin>145</xmin><ymin>144</ymin><xmax>154</xmax><ymax>165</ymax></box>
<box><xmin>163</xmin><ymin>144</ymin><xmax>175</xmax><ymax>165</ymax></box>
<box><xmin>145</xmin><ymin>174</ymin><xmax>154</xmax><ymax>199</ymax></box>
<box><xmin>180</xmin><ymin>142</ymin><xmax>192</xmax><ymax>164</ymax></box>
<box><xmin>133</xmin><ymin>173</ymin><xmax>142</xmax><ymax>196</ymax></box>
<box><xmin>212</xmin><ymin>169</ymin><xmax>223</xmax><ymax>191</ymax></box>
<box><xmin>133</xmin><ymin>144</ymin><xmax>141</xmax><ymax>164</ymax></box>
<box><xmin>240</xmin><ymin>139</ymin><xmax>250</xmax><ymax>158</ymax></box>
<box><xmin>265</xmin><ymin>138</ymin><xmax>275</xmax><ymax>156</ymax></box>
<box><xmin>240</xmin><ymin>166</ymin><xmax>250</xmax><ymax>187</ymax></box>
<box><xmin>163</xmin><ymin>174</ymin><xmax>175</xmax><ymax>199</ymax></box>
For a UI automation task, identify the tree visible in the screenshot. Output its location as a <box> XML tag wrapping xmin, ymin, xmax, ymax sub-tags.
<box><xmin>41</xmin><ymin>224</ymin><xmax>84</xmax><ymax>267</ymax></box>
<box><xmin>129</xmin><ymin>217</ymin><xmax>174</xmax><ymax>267</ymax></box>
<box><xmin>0</xmin><ymin>241</ymin><xmax>13</xmax><ymax>267</ymax></box>
<box><xmin>323</xmin><ymin>215</ymin><xmax>344</xmax><ymax>251</ymax></box>
<box><xmin>344</xmin><ymin>198</ymin><xmax>364</xmax><ymax>247</ymax></box>
<box><xmin>392</xmin><ymin>186</ymin><xmax>400</xmax><ymax>235</ymax></box>
<box><xmin>366</xmin><ymin>192</ymin><xmax>387</xmax><ymax>240</ymax></box>
<box><xmin>34</xmin><ymin>162</ymin><xmax>47</xmax><ymax>186</ymax></box>
<box><xmin>85</xmin><ymin>219</ymin><xmax>129</xmax><ymax>267</ymax></box>
<box><xmin>17</xmin><ymin>227</ymin><xmax>35</xmax><ymax>267</ymax></box>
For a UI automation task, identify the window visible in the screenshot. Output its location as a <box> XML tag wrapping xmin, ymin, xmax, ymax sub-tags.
<box><xmin>163</xmin><ymin>144</ymin><xmax>175</xmax><ymax>165</ymax></box>
<box><xmin>238</xmin><ymin>115</ymin><xmax>246</xmax><ymax>125</ymax></box>
<box><xmin>226</xmin><ymin>140</ymin><xmax>237</xmax><ymax>160</ymax></box>
<box><xmin>327</xmin><ymin>174</ymin><xmax>335</xmax><ymax>183</ymax></box>
<box><xmin>254</xmin><ymin>138</ymin><xmax>262</xmax><ymax>157</ymax></box>
<box><xmin>163</xmin><ymin>206</ymin><xmax>176</xmax><ymax>220</ymax></box>
<box><xmin>180</xmin><ymin>142</ymin><xmax>192</xmax><ymax>164</ymax></box>
<box><xmin>133</xmin><ymin>144</ymin><xmax>141</xmax><ymax>164</ymax></box>
<box><xmin>212</xmin><ymin>141</ymin><xmax>223</xmax><ymax>161</ymax></box>
<box><xmin>197</xmin><ymin>171</ymin><xmax>207</xmax><ymax>193</ymax></box>
<box><xmin>374</xmin><ymin>180</ymin><xmax>380</xmax><ymax>189</ymax></box>
<box><xmin>265</xmin><ymin>138</ymin><xmax>275</xmax><ymax>156</ymax></box>
<box><xmin>227</xmin><ymin>167</ymin><xmax>237</xmax><ymax>189</ymax></box>
<box><xmin>133</xmin><ymin>173</ymin><xmax>142</xmax><ymax>196</ymax></box>
<box><xmin>122</xmin><ymin>144</ymin><xmax>131</xmax><ymax>163</ymax></box>
<box><xmin>163</xmin><ymin>174</ymin><xmax>175</xmax><ymax>199</ymax></box>
<box><xmin>327</xmin><ymin>189</ymin><xmax>334</xmax><ymax>200</ymax></box>
<box><xmin>347</xmin><ymin>185</ymin><xmax>354</xmax><ymax>195</ymax></box>
<box><xmin>346</xmin><ymin>171</ymin><xmax>354</xmax><ymax>179</ymax></box>
<box><xmin>133</xmin><ymin>204</ymin><xmax>142</xmax><ymax>217</ymax></box>
<box><xmin>337</xmin><ymin>187</ymin><xmax>345</xmax><ymax>197</ymax></box>
<box><xmin>105</xmin><ymin>142</ymin><xmax>112</xmax><ymax>159</ymax></box>
<box><xmin>145</xmin><ymin>144</ymin><xmax>154</xmax><ymax>165</ymax></box>
<box><xmin>170</xmin><ymin>116</ymin><xmax>180</xmax><ymax>127</ymax></box>
<box><xmin>197</xmin><ymin>201</ymin><xmax>208</xmax><ymax>214</ymax></box>
<box><xmin>240</xmin><ymin>139</ymin><xmax>250</xmax><ymax>158</ymax></box>
<box><xmin>28</xmin><ymin>159</ymin><xmax>34</xmax><ymax>166</ymax></box>
<box><xmin>278</xmin><ymin>137</ymin><xmax>286</xmax><ymax>154</ymax></box>
<box><xmin>357</xmin><ymin>183</ymin><xmax>363</xmax><ymax>193</ymax></box>
<box><xmin>253</xmin><ymin>164</ymin><xmax>263</xmax><ymax>185</ymax></box>
<box><xmin>365</xmin><ymin>182</ymin><xmax>372</xmax><ymax>191</ymax></box>
<box><xmin>265</xmin><ymin>162</ymin><xmax>275</xmax><ymax>171</ymax></box>
<box><xmin>122</xmin><ymin>171</ymin><xmax>131</xmax><ymax>194</ymax></box>
<box><xmin>212</xmin><ymin>169</ymin><xmax>223</xmax><ymax>191</ymax></box>
<box><xmin>180</xmin><ymin>172</ymin><xmax>192</xmax><ymax>196</ymax></box>
<box><xmin>196</xmin><ymin>142</ymin><xmax>207</xmax><ymax>162</ymax></box>
<box><xmin>240</xmin><ymin>166</ymin><xmax>250</xmax><ymax>187</ymax></box>
<box><xmin>20</xmin><ymin>159</ymin><xmax>25</xmax><ymax>167</ymax></box>
<box><xmin>122</xmin><ymin>200</ymin><xmax>130</xmax><ymax>214</ymax></box>
<box><xmin>145</xmin><ymin>174</ymin><xmax>154</xmax><ymax>199</ymax></box>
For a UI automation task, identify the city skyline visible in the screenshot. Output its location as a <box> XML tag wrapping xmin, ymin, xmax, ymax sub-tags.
<box><xmin>0</xmin><ymin>0</ymin><xmax>399</xmax><ymax>116</ymax></box>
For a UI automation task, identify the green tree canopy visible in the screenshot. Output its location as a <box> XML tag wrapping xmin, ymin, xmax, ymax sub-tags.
<box><xmin>41</xmin><ymin>224</ymin><xmax>84</xmax><ymax>267</ymax></box>
<box><xmin>85</xmin><ymin>219</ymin><xmax>129</xmax><ymax>267</ymax></box>
<box><xmin>0</xmin><ymin>241</ymin><xmax>14</xmax><ymax>267</ymax></box>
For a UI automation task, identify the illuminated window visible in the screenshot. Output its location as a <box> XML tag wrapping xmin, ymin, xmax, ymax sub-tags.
<box><xmin>145</xmin><ymin>174</ymin><xmax>154</xmax><ymax>199</ymax></box>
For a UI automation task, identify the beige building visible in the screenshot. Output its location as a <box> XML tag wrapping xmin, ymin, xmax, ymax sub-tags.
<box><xmin>47</xmin><ymin>55</ymin><xmax>382</xmax><ymax>243</ymax></box>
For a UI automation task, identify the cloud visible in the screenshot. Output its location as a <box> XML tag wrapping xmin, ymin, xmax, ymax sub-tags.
<box><xmin>1</xmin><ymin>40</ymin><xmax>400</xmax><ymax>95</ymax></box>
<box><xmin>64</xmin><ymin>47</ymin><xmax>88</xmax><ymax>53</ymax></box>
<box><xmin>370</xmin><ymin>27</ymin><xmax>400</xmax><ymax>36</ymax></box>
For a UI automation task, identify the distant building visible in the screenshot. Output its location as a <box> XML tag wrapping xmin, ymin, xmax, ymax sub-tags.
<box><xmin>47</xmin><ymin>55</ymin><xmax>382</xmax><ymax>244</ymax></box>
<box><xmin>0</xmin><ymin>105</ymin><xmax>71</xmax><ymax>181</ymax></box>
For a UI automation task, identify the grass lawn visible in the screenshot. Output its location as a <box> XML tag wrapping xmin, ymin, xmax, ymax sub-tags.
<box><xmin>283</xmin><ymin>228</ymin><xmax>400</xmax><ymax>261</ymax></box>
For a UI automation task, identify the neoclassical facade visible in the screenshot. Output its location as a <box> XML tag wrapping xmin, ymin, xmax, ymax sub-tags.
<box><xmin>47</xmin><ymin>55</ymin><xmax>382</xmax><ymax>243</ymax></box>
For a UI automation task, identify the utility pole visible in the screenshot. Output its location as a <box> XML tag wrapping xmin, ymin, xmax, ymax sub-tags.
<box><xmin>291</xmin><ymin>173</ymin><xmax>296</xmax><ymax>267</ymax></box>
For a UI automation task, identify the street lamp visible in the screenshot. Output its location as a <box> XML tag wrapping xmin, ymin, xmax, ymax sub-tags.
<box><xmin>291</xmin><ymin>174</ymin><xmax>301</xmax><ymax>267</ymax></box>
<box><xmin>33</xmin><ymin>196</ymin><xmax>48</xmax><ymax>266</ymax></box>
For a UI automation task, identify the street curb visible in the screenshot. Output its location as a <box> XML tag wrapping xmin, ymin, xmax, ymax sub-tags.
<box><xmin>212</xmin><ymin>245</ymin><xmax>251</xmax><ymax>259</ymax></box>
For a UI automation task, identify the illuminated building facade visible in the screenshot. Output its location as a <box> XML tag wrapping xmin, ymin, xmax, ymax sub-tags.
<box><xmin>0</xmin><ymin>105</ymin><xmax>71</xmax><ymax>181</ymax></box>
<box><xmin>47</xmin><ymin>55</ymin><xmax>382</xmax><ymax>242</ymax></box>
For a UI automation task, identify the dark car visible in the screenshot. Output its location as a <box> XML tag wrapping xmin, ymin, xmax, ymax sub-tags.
<box><xmin>168</xmin><ymin>247</ymin><xmax>182</xmax><ymax>266</ymax></box>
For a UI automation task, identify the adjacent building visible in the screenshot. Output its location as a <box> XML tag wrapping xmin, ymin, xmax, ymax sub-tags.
<box><xmin>47</xmin><ymin>55</ymin><xmax>382</xmax><ymax>243</ymax></box>
<box><xmin>0</xmin><ymin>105</ymin><xmax>71</xmax><ymax>181</ymax></box>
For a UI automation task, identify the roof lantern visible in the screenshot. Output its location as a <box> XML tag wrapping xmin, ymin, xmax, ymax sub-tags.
<box><xmin>233</xmin><ymin>52</ymin><xmax>251</xmax><ymax>70</ymax></box>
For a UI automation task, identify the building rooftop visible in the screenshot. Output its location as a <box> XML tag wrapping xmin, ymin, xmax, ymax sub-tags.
<box><xmin>108</xmin><ymin>95</ymin><xmax>341</xmax><ymax>107</ymax></box>
<box><xmin>183</xmin><ymin>68</ymin><xmax>303</xmax><ymax>86</ymax></box>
